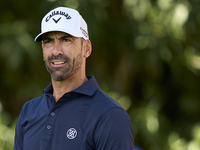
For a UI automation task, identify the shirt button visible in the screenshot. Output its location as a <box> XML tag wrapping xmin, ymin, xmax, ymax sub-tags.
<box><xmin>51</xmin><ymin>112</ymin><xmax>55</xmax><ymax>117</ymax></box>
<box><xmin>47</xmin><ymin>125</ymin><xmax>51</xmax><ymax>130</ymax></box>
<box><xmin>66</xmin><ymin>93</ymin><xmax>71</xmax><ymax>97</ymax></box>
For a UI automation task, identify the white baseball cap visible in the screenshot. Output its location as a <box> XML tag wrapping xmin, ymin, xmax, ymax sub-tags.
<box><xmin>34</xmin><ymin>7</ymin><xmax>89</xmax><ymax>42</ymax></box>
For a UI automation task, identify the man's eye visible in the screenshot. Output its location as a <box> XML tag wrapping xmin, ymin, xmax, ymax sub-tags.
<box><xmin>43</xmin><ymin>40</ymin><xmax>52</xmax><ymax>44</ymax></box>
<box><xmin>63</xmin><ymin>38</ymin><xmax>71</xmax><ymax>42</ymax></box>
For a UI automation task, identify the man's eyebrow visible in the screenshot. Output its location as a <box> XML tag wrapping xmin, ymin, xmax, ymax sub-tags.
<box><xmin>58</xmin><ymin>35</ymin><xmax>73</xmax><ymax>40</ymax></box>
<box><xmin>42</xmin><ymin>34</ymin><xmax>73</xmax><ymax>41</ymax></box>
<box><xmin>42</xmin><ymin>36</ymin><xmax>53</xmax><ymax>41</ymax></box>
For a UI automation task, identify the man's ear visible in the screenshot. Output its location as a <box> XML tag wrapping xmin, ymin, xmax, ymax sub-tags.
<box><xmin>83</xmin><ymin>40</ymin><xmax>92</xmax><ymax>58</ymax></box>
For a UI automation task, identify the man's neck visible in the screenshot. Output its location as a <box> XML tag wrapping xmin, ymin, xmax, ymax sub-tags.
<box><xmin>52</xmin><ymin>75</ymin><xmax>88</xmax><ymax>102</ymax></box>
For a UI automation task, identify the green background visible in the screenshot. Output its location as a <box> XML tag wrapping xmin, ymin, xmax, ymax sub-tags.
<box><xmin>1</xmin><ymin>0</ymin><xmax>200</xmax><ymax>149</ymax></box>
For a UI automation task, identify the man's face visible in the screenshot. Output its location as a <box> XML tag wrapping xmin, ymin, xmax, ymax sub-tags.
<box><xmin>42</xmin><ymin>31</ymin><xmax>84</xmax><ymax>81</ymax></box>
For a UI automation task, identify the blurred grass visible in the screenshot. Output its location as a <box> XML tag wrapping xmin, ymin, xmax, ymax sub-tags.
<box><xmin>0</xmin><ymin>102</ymin><xmax>15</xmax><ymax>150</ymax></box>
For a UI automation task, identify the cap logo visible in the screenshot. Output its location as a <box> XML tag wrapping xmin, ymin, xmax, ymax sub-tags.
<box><xmin>80</xmin><ymin>27</ymin><xmax>88</xmax><ymax>38</ymax></box>
<box><xmin>45</xmin><ymin>11</ymin><xmax>72</xmax><ymax>22</ymax></box>
<box><xmin>53</xmin><ymin>17</ymin><xmax>61</xmax><ymax>23</ymax></box>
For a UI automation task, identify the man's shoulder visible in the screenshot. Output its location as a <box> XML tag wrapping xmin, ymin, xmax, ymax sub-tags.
<box><xmin>93</xmin><ymin>89</ymin><xmax>124</xmax><ymax>110</ymax></box>
<box><xmin>22</xmin><ymin>95</ymin><xmax>45</xmax><ymax>111</ymax></box>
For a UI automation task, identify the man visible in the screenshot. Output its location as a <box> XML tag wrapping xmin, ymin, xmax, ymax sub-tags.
<box><xmin>14</xmin><ymin>7</ymin><xmax>135</xmax><ymax>150</ymax></box>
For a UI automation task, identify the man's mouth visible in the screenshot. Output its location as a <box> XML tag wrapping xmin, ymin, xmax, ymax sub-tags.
<box><xmin>52</xmin><ymin>61</ymin><xmax>67</xmax><ymax>65</ymax></box>
<box><xmin>53</xmin><ymin>62</ymin><xmax>65</xmax><ymax>65</ymax></box>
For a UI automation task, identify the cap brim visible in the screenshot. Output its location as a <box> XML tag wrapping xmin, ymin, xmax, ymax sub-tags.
<box><xmin>34</xmin><ymin>29</ymin><xmax>86</xmax><ymax>42</ymax></box>
<box><xmin>34</xmin><ymin>32</ymin><xmax>45</xmax><ymax>42</ymax></box>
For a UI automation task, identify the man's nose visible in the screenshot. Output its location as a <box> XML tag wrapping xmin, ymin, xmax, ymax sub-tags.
<box><xmin>52</xmin><ymin>42</ymin><xmax>63</xmax><ymax>56</ymax></box>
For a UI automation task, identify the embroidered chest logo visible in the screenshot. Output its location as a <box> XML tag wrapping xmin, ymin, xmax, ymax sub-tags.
<box><xmin>66</xmin><ymin>128</ymin><xmax>77</xmax><ymax>139</ymax></box>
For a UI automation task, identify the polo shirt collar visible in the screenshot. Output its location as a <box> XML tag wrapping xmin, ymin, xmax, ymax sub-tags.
<box><xmin>73</xmin><ymin>75</ymin><xmax>99</xmax><ymax>96</ymax></box>
<box><xmin>43</xmin><ymin>75</ymin><xmax>99</xmax><ymax>96</ymax></box>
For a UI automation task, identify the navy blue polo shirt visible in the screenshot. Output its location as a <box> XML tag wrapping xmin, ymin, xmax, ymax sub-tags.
<box><xmin>14</xmin><ymin>76</ymin><xmax>135</xmax><ymax>150</ymax></box>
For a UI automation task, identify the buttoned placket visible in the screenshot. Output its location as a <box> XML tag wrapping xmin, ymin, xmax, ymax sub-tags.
<box><xmin>42</xmin><ymin>92</ymin><xmax>74</xmax><ymax>141</ymax></box>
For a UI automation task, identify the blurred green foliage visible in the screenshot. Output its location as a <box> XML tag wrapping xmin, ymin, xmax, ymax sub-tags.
<box><xmin>1</xmin><ymin>0</ymin><xmax>200</xmax><ymax>149</ymax></box>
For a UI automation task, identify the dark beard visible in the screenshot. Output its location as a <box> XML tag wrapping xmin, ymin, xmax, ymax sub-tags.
<box><xmin>44</xmin><ymin>53</ymin><xmax>82</xmax><ymax>81</ymax></box>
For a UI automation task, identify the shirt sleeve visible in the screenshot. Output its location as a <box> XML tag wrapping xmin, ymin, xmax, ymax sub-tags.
<box><xmin>13</xmin><ymin>108</ymin><xmax>24</xmax><ymax>150</ymax></box>
<box><xmin>94</xmin><ymin>108</ymin><xmax>135</xmax><ymax>150</ymax></box>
